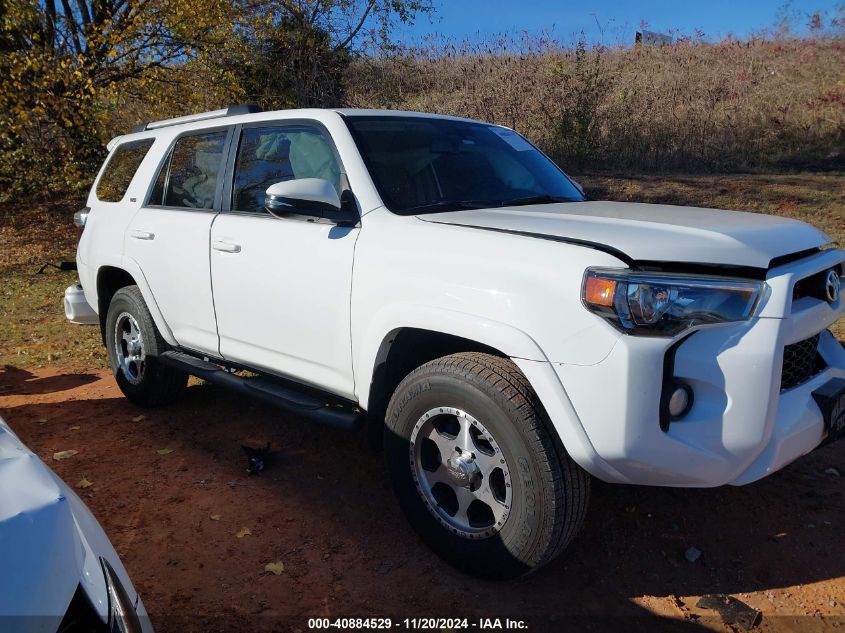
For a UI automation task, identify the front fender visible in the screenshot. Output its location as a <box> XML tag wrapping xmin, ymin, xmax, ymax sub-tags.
<box><xmin>512</xmin><ymin>357</ymin><xmax>630</xmax><ymax>483</ymax></box>
<box><xmin>353</xmin><ymin>305</ymin><xmax>623</xmax><ymax>482</ymax></box>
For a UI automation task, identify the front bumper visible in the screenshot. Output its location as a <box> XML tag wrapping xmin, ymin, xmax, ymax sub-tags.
<box><xmin>553</xmin><ymin>248</ymin><xmax>845</xmax><ymax>487</ymax></box>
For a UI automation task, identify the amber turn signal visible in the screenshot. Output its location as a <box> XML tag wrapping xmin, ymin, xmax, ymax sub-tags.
<box><xmin>584</xmin><ymin>276</ymin><xmax>617</xmax><ymax>307</ymax></box>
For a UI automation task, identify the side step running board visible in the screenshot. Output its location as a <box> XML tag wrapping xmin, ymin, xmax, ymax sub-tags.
<box><xmin>159</xmin><ymin>350</ymin><xmax>363</xmax><ymax>431</ymax></box>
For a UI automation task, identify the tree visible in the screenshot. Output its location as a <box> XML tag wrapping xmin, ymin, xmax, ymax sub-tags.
<box><xmin>210</xmin><ymin>0</ymin><xmax>434</xmax><ymax>109</ymax></box>
<box><xmin>0</xmin><ymin>0</ymin><xmax>433</xmax><ymax>200</ymax></box>
<box><xmin>0</xmin><ymin>0</ymin><xmax>236</xmax><ymax>198</ymax></box>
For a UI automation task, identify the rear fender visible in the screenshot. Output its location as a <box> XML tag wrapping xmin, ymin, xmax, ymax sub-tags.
<box><xmin>94</xmin><ymin>256</ymin><xmax>177</xmax><ymax>347</ymax></box>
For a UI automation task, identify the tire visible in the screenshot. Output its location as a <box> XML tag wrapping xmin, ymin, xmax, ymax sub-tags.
<box><xmin>105</xmin><ymin>285</ymin><xmax>187</xmax><ymax>407</ymax></box>
<box><xmin>384</xmin><ymin>352</ymin><xmax>589</xmax><ymax>580</ymax></box>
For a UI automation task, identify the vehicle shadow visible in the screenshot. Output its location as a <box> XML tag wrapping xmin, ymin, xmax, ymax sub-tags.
<box><xmin>2</xmin><ymin>378</ymin><xmax>843</xmax><ymax>632</ymax></box>
<box><xmin>0</xmin><ymin>365</ymin><xmax>98</xmax><ymax>395</ymax></box>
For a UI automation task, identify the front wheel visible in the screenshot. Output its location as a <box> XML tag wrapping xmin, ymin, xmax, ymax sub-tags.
<box><xmin>105</xmin><ymin>285</ymin><xmax>187</xmax><ymax>407</ymax></box>
<box><xmin>384</xmin><ymin>352</ymin><xmax>589</xmax><ymax>579</ymax></box>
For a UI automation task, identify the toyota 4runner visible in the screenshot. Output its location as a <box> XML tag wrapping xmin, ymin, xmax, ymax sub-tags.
<box><xmin>65</xmin><ymin>105</ymin><xmax>845</xmax><ymax>579</ymax></box>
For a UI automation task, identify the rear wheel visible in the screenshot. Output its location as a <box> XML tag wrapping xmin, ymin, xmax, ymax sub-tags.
<box><xmin>105</xmin><ymin>286</ymin><xmax>187</xmax><ymax>407</ymax></box>
<box><xmin>384</xmin><ymin>352</ymin><xmax>589</xmax><ymax>579</ymax></box>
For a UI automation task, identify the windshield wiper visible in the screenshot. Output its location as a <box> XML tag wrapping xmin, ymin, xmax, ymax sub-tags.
<box><xmin>404</xmin><ymin>195</ymin><xmax>572</xmax><ymax>215</ymax></box>
<box><xmin>403</xmin><ymin>200</ymin><xmax>491</xmax><ymax>215</ymax></box>
<box><xmin>497</xmin><ymin>195</ymin><xmax>570</xmax><ymax>207</ymax></box>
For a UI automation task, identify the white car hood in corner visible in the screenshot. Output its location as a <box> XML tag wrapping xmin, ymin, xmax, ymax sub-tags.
<box><xmin>0</xmin><ymin>424</ymin><xmax>82</xmax><ymax>633</ymax></box>
<box><xmin>0</xmin><ymin>418</ymin><xmax>150</xmax><ymax>633</ymax></box>
<box><xmin>420</xmin><ymin>201</ymin><xmax>832</xmax><ymax>270</ymax></box>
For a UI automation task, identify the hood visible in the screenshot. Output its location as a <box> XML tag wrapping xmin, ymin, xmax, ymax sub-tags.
<box><xmin>419</xmin><ymin>201</ymin><xmax>832</xmax><ymax>271</ymax></box>
<box><xmin>0</xmin><ymin>421</ymin><xmax>82</xmax><ymax>631</ymax></box>
<box><xmin>0</xmin><ymin>417</ymin><xmax>149</xmax><ymax>633</ymax></box>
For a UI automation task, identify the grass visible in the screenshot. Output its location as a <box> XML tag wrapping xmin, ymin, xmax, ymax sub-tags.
<box><xmin>0</xmin><ymin>172</ymin><xmax>842</xmax><ymax>372</ymax></box>
<box><xmin>0</xmin><ymin>202</ymin><xmax>104</xmax><ymax>372</ymax></box>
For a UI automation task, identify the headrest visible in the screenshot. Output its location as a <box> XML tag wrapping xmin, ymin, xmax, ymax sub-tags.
<box><xmin>255</xmin><ymin>135</ymin><xmax>291</xmax><ymax>161</ymax></box>
<box><xmin>194</xmin><ymin>150</ymin><xmax>220</xmax><ymax>175</ymax></box>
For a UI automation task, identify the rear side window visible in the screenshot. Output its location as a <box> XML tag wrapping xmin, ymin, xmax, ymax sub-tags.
<box><xmin>96</xmin><ymin>139</ymin><xmax>154</xmax><ymax>202</ymax></box>
<box><xmin>148</xmin><ymin>130</ymin><xmax>227</xmax><ymax>209</ymax></box>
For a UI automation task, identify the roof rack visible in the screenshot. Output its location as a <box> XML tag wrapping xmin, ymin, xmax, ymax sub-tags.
<box><xmin>130</xmin><ymin>104</ymin><xmax>262</xmax><ymax>133</ymax></box>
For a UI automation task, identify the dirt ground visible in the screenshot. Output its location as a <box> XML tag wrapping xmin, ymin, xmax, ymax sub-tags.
<box><xmin>1</xmin><ymin>365</ymin><xmax>843</xmax><ymax>632</ymax></box>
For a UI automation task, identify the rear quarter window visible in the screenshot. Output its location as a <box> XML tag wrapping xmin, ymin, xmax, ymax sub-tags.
<box><xmin>96</xmin><ymin>139</ymin><xmax>155</xmax><ymax>202</ymax></box>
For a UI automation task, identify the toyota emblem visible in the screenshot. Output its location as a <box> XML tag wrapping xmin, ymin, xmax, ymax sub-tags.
<box><xmin>825</xmin><ymin>269</ymin><xmax>841</xmax><ymax>303</ymax></box>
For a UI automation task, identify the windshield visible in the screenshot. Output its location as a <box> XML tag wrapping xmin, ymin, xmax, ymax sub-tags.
<box><xmin>344</xmin><ymin>115</ymin><xmax>585</xmax><ymax>214</ymax></box>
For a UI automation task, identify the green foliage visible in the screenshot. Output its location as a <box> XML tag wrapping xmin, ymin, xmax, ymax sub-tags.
<box><xmin>4</xmin><ymin>0</ymin><xmax>842</xmax><ymax>201</ymax></box>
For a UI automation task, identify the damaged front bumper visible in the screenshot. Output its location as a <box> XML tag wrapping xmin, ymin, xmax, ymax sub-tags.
<box><xmin>554</xmin><ymin>248</ymin><xmax>845</xmax><ymax>487</ymax></box>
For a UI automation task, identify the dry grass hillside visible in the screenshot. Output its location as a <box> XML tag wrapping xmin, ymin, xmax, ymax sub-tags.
<box><xmin>348</xmin><ymin>36</ymin><xmax>845</xmax><ymax>171</ymax></box>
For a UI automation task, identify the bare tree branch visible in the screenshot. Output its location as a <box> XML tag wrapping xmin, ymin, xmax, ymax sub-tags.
<box><xmin>333</xmin><ymin>0</ymin><xmax>376</xmax><ymax>50</ymax></box>
<box><xmin>74</xmin><ymin>0</ymin><xmax>91</xmax><ymax>28</ymax></box>
<box><xmin>58</xmin><ymin>0</ymin><xmax>84</xmax><ymax>54</ymax></box>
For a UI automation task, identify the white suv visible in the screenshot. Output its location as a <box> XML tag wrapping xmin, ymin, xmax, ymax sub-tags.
<box><xmin>66</xmin><ymin>106</ymin><xmax>845</xmax><ymax>579</ymax></box>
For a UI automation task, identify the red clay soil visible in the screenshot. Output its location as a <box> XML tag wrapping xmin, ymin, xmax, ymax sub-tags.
<box><xmin>1</xmin><ymin>365</ymin><xmax>844</xmax><ymax>632</ymax></box>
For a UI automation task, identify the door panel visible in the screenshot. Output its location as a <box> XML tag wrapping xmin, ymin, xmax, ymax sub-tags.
<box><xmin>124</xmin><ymin>128</ymin><xmax>229</xmax><ymax>354</ymax></box>
<box><xmin>210</xmin><ymin>213</ymin><xmax>359</xmax><ymax>398</ymax></box>
<box><xmin>125</xmin><ymin>208</ymin><xmax>218</xmax><ymax>352</ymax></box>
<box><xmin>210</xmin><ymin>121</ymin><xmax>358</xmax><ymax>398</ymax></box>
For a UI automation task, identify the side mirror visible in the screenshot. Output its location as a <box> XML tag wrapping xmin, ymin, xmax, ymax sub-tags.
<box><xmin>571</xmin><ymin>179</ymin><xmax>585</xmax><ymax>196</ymax></box>
<box><xmin>265</xmin><ymin>178</ymin><xmax>341</xmax><ymax>217</ymax></box>
<box><xmin>265</xmin><ymin>179</ymin><xmax>359</xmax><ymax>227</ymax></box>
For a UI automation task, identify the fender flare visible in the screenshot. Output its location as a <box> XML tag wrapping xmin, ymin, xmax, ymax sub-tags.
<box><xmin>93</xmin><ymin>256</ymin><xmax>178</xmax><ymax>347</ymax></box>
<box><xmin>120</xmin><ymin>255</ymin><xmax>178</xmax><ymax>346</ymax></box>
<box><xmin>354</xmin><ymin>305</ymin><xmax>547</xmax><ymax>410</ymax></box>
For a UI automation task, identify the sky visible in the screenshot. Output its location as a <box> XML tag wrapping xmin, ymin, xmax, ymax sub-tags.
<box><xmin>396</xmin><ymin>0</ymin><xmax>844</xmax><ymax>47</ymax></box>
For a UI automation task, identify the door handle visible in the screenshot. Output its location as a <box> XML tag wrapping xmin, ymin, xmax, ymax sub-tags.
<box><xmin>130</xmin><ymin>230</ymin><xmax>155</xmax><ymax>240</ymax></box>
<box><xmin>212</xmin><ymin>240</ymin><xmax>241</xmax><ymax>253</ymax></box>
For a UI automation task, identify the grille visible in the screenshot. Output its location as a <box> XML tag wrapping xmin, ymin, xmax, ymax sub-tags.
<box><xmin>780</xmin><ymin>334</ymin><xmax>827</xmax><ymax>391</ymax></box>
<box><xmin>793</xmin><ymin>265</ymin><xmax>843</xmax><ymax>302</ymax></box>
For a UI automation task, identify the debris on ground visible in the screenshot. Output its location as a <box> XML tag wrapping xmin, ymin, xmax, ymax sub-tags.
<box><xmin>242</xmin><ymin>442</ymin><xmax>271</xmax><ymax>475</ymax></box>
<box><xmin>236</xmin><ymin>527</ymin><xmax>251</xmax><ymax>539</ymax></box>
<box><xmin>264</xmin><ymin>561</ymin><xmax>285</xmax><ymax>575</ymax></box>
<box><xmin>77</xmin><ymin>477</ymin><xmax>93</xmax><ymax>489</ymax></box>
<box><xmin>157</xmin><ymin>447</ymin><xmax>174</xmax><ymax>455</ymax></box>
<box><xmin>684</xmin><ymin>546</ymin><xmax>702</xmax><ymax>563</ymax></box>
<box><xmin>823</xmin><ymin>467</ymin><xmax>841</xmax><ymax>477</ymax></box>
<box><xmin>696</xmin><ymin>594</ymin><xmax>762</xmax><ymax>630</ymax></box>
<box><xmin>52</xmin><ymin>449</ymin><xmax>78</xmax><ymax>460</ymax></box>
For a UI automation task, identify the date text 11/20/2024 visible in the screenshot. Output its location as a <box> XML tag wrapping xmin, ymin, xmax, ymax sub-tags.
<box><xmin>307</xmin><ymin>618</ymin><xmax>529</xmax><ymax>630</ymax></box>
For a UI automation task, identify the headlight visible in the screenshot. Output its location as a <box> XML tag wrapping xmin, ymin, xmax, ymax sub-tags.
<box><xmin>100</xmin><ymin>558</ymin><xmax>142</xmax><ymax>633</ymax></box>
<box><xmin>582</xmin><ymin>268</ymin><xmax>766</xmax><ymax>336</ymax></box>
